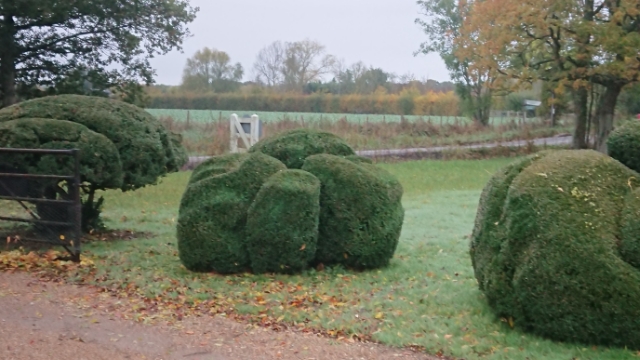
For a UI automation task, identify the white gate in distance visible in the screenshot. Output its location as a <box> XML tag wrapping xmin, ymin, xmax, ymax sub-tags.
<box><xmin>229</xmin><ymin>113</ymin><xmax>261</xmax><ymax>153</ymax></box>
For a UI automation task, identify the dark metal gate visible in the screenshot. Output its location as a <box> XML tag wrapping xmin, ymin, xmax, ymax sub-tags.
<box><xmin>0</xmin><ymin>148</ymin><xmax>81</xmax><ymax>261</ymax></box>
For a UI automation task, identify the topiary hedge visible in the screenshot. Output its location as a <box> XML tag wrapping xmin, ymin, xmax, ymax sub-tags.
<box><xmin>608</xmin><ymin>120</ymin><xmax>640</xmax><ymax>173</ymax></box>
<box><xmin>249</xmin><ymin>128</ymin><xmax>355</xmax><ymax>169</ymax></box>
<box><xmin>177</xmin><ymin>153</ymin><xmax>287</xmax><ymax>273</ymax></box>
<box><xmin>0</xmin><ymin>95</ymin><xmax>187</xmax><ymax>230</ymax></box>
<box><xmin>621</xmin><ymin>188</ymin><xmax>640</xmax><ymax>269</ymax></box>
<box><xmin>471</xmin><ymin>149</ymin><xmax>640</xmax><ymax>348</ymax></box>
<box><xmin>302</xmin><ymin>154</ymin><xmax>404</xmax><ymax>269</ymax></box>
<box><xmin>0</xmin><ymin>94</ymin><xmax>185</xmax><ymax>190</ymax></box>
<box><xmin>188</xmin><ymin>153</ymin><xmax>248</xmax><ymax>186</ymax></box>
<box><xmin>177</xmin><ymin>129</ymin><xmax>404</xmax><ymax>274</ymax></box>
<box><xmin>246</xmin><ymin>169</ymin><xmax>320</xmax><ymax>274</ymax></box>
<box><xmin>0</xmin><ymin>118</ymin><xmax>123</xmax><ymax>190</ymax></box>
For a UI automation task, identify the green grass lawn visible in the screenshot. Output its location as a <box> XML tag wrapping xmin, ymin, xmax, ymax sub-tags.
<box><xmin>74</xmin><ymin>158</ymin><xmax>637</xmax><ymax>360</ymax></box>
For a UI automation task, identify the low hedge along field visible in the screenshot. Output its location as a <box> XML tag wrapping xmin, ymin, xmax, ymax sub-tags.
<box><xmin>177</xmin><ymin>129</ymin><xmax>405</xmax><ymax>274</ymax></box>
<box><xmin>471</xmin><ymin>150</ymin><xmax>640</xmax><ymax>348</ymax></box>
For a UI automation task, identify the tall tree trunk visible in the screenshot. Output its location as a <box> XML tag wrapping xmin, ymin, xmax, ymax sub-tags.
<box><xmin>594</xmin><ymin>83</ymin><xmax>622</xmax><ymax>154</ymax></box>
<box><xmin>572</xmin><ymin>87</ymin><xmax>589</xmax><ymax>149</ymax></box>
<box><xmin>0</xmin><ymin>14</ymin><xmax>17</xmax><ymax>107</ymax></box>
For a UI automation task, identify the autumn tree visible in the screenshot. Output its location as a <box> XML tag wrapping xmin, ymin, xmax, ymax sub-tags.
<box><xmin>416</xmin><ymin>0</ymin><xmax>496</xmax><ymax>125</ymax></box>
<box><xmin>181</xmin><ymin>48</ymin><xmax>244</xmax><ymax>93</ymax></box>
<box><xmin>461</xmin><ymin>0</ymin><xmax>640</xmax><ymax>151</ymax></box>
<box><xmin>0</xmin><ymin>0</ymin><xmax>198</xmax><ymax>107</ymax></box>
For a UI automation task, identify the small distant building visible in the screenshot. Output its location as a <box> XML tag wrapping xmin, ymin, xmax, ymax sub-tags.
<box><xmin>523</xmin><ymin>100</ymin><xmax>542</xmax><ymax>111</ymax></box>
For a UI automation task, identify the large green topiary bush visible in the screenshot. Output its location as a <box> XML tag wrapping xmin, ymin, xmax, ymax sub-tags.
<box><xmin>249</xmin><ymin>128</ymin><xmax>355</xmax><ymax>169</ymax></box>
<box><xmin>177</xmin><ymin>130</ymin><xmax>404</xmax><ymax>274</ymax></box>
<box><xmin>302</xmin><ymin>154</ymin><xmax>404</xmax><ymax>269</ymax></box>
<box><xmin>608</xmin><ymin>120</ymin><xmax>640</xmax><ymax>173</ymax></box>
<box><xmin>246</xmin><ymin>169</ymin><xmax>320</xmax><ymax>274</ymax></box>
<box><xmin>471</xmin><ymin>150</ymin><xmax>640</xmax><ymax>348</ymax></box>
<box><xmin>0</xmin><ymin>95</ymin><xmax>187</xmax><ymax>230</ymax></box>
<box><xmin>0</xmin><ymin>94</ymin><xmax>185</xmax><ymax>189</ymax></box>
<box><xmin>188</xmin><ymin>153</ymin><xmax>248</xmax><ymax>186</ymax></box>
<box><xmin>0</xmin><ymin>118</ymin><xmax>123</xmax><ymax>189</ymax></box>
<box><xmin>621</xmin><ymin>188</ymin><xmax>640</xmax><ymax>269</ymax></box>
<box><xmin>177</xmin><ymin>153</ymin><xmax>287</xmax><ymax>273</ymax></box>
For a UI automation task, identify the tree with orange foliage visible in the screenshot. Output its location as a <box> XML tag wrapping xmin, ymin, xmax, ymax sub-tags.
<box><xmin>416</xmin><ymin>0</ymin><xmax>496</xmax><ymax>125</ymax></box>
<box><xmin>460</xmin><ymin>0</ymin><xmax>640</xmax><ymax>151</ymax></box>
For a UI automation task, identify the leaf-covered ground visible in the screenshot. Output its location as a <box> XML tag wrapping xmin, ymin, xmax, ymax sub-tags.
<box><xmin>1</xmin><ymin>158</ymin><xmax>639</xmax><ymax>360</ymax></box>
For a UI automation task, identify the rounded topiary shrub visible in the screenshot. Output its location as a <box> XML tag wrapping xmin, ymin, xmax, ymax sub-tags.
<box><xmin>0</xmin><ymin>118</ymin><xmax>123</xmax><ymax>189</ymax></box>
<box><xmin>249</xmin><ymin>128</ymin><xmax>355</xmax><ymax>169</ymax></box>
<box><xmin>302</xmin><ymin>154</ymin><xmax>404</xmax><ymax>269</ymax></box>
<box><xmin>608</xmin><ymin>120</ymin><xmax>640</xmax><ymax>173</ymax></box>
<box><xmin>177</xmin><ymin>152</ymin><xmax>286</xmax><ymax>273</ymax></box>
<box><xmin>246</xmin><ymin>169</ymin><xmax>320</xmax><ymax>274</ymax></box>
<box><xmin>621</xmin><ymin>188</ymin><xmax>640</xmax><ymax>269</ymax></box>
<box><xmin>0</xmin><ymin>94</ymin><xmax>186</xmax><ymax>190</ymax></box>
<box><xmin>471</xmin><ymin>150</ymin><xmax>640</xmax><ymax>348</ymax></box>
<box><xmin>188</xmin><ymin>153</ymin><xmax>248</xmax><ymax>186</ymax></box>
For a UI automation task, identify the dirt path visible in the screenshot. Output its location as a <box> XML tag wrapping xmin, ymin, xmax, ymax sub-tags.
<box><xmin>0</xmin><ymin>272</ymin><xmax>436</xmax><ymax>360</ymax></box>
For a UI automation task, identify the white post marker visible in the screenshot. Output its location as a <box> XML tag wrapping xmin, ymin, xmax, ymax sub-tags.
<box><xmin>230</xmin><ymin>113</ymin><xmax>262</xmax><ymax>153</ymax></box>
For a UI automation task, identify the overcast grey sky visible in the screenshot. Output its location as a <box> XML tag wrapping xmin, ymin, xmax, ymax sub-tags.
<box><xmin>149</xmin><ymin>0</ymin><xmax>450</xmax><ymax>85</ymax></box>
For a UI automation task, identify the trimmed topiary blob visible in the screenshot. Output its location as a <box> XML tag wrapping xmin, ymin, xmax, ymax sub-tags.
<box><xmin>0</xmin><ymin>118</ymin><xmax>123</xmax><ymax>189</ymax></box>
<box><xmin>188</xmin><ymin>153</ymin><xmax>248</xmax><ymax>186</ymax></box>
<box><xmin>302</xmin><ymin>154</ymin><xmax>404</xmax><ymax>269</ymax></box>
<box><xmin>246</xmin><ymin>170</ymin><xmax>320</xmax><ymax>274</ymax></box>
<box><xmin>0</xmin><ymin>94</ymin><xmax>186</xmax><ymax>190</ymax></box>
<box><xmin>249</xmin><ymin>128</ymin><xmax>355</xmax><ymax>169</ymax></box>
<box><xmin>471</xmin><ymin>150</ymin><xmax>640</xmax><ymax>348</ymax></box>
<box><xmin>177</xmin><ymin>153</ymin><xmax>286</xmax><ymax>273</ymax></box>
<box><xmin>608</xmin><ymin>120</ymin><xmax>640</xmax><ymax>173</ymax></box>
<box><xmin>621</xmin><ymin>188</ymin><xmax>640</xmax><ymax>269</ymax></box>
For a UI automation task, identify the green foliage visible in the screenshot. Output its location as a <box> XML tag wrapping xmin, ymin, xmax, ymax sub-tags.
<box><xmin>608</xmin><ymin>120</ymin><xmax>640</xmax><ymax>173</ymax></box>
<box><xmin>471</xmin><ymin>150</ymin><xmax>640</xmax><ymax>348</ymax></box>
<box><xmin>178</xmin><ymin>131</ymin><xmax>404</xmax><ymax>274</ymax></box>
<box><xmin>249</xmin><ymin>128</ymin><xmax>355</xmax><ymax>169</ymax></box>
<box><xmin>0</xmin><ymin>95</ymin><xmax>186</xmax><ymax>190</ymax></box>
<box><xmin>0</xmin><ymin>0</ymin><xmax>197</xmax><ymax>106</ymax></box>
<box><xmin>621</xmin><ymin>188</ymin><xmax>640</xmax><ymax>269</ymax></box>
<box><xmin>177</xmin><ymin>153</ymin><xmax>287</xmax><ymax>273</ymax></box>
<box><xmin>181</xmin><ymin>48</ymin><xmax>244</xmax><ymax>93</ymax></box>
<box><xmin>246</xmin><ymin>170</ymin><xmax>320</xmax><ymax>274</ymax></box>
<box><xmin>619</xmin><ymin>83</ymin><xmax>640</xmax><ymax>115</ymax></box>
<box><xmin>302</xmin><ymin>154</ymin><xmax>404</xmax><ymax>269</ymax></box>
<box><xmin>0</xmin><ymin>118</ymin><xmax>123</xmax><ymax>190</ymax></box>
<box><xmin>188</xmin><ymin>153</ymin><xmax>248</xmax><ymax>186</ymax></box>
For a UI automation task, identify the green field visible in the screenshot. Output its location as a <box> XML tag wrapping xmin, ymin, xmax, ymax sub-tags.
<box><xmin>146</xmin><ymin>108</ymin><xmax>529</xmax><ymax>125</ymax></box>
<box><xmin>48</xmin><ymin>157</ymin><xmax>636</xmax><ymax>360</ymax></box>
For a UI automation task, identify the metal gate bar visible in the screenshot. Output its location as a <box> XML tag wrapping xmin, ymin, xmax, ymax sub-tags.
<box><xmin>0</xmin><ymin>148</ymin><xmax>81</xmax><ymax>261</ymax></box>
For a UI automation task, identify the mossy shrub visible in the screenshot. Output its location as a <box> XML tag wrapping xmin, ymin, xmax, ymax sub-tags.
<box><xmin>249</xmin><ymin>128</ymin><xmax>355</xmax><ymax>169</ymax></box>
<box><xmin>608</xmin><ymin>120</ymin><xmax>640</xmax><ymax>173</ymax></box>
<box><xmin>471</xmin><ymin>150</ymin><xmax>640</xmax><ymax>348</ymax></box>
<box><xmin>0</xmin><ymin>94</ymin><xmax>186</xmax><ymax>190</ymax></box>
<box><xmin>0</xmin><ymin>118</ymin><xmax>123</xmax><ymax>189</ymax></box>
<box><xmin>302</xmin><ymin>154</ymin><xmax>404</xmax><ymax>269</ymax></box>
<box><xmin>188</xmin><ymin>153</ymin><xmax>248</xmax><ymax>186</ymax></box>
<box><xmin>246</xmin><ymin>170</ymin><xmax>321</xmax><ymax>274</ymax></box>
<box><xmin>621</xmin><ymin>188</ymin><xmax>640</xmax><ymax>269</ymax></box>
<box><xmin>177</xmin><ymin>153</ymin><xmax>286</xmax><ymax>273</ymax></box>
